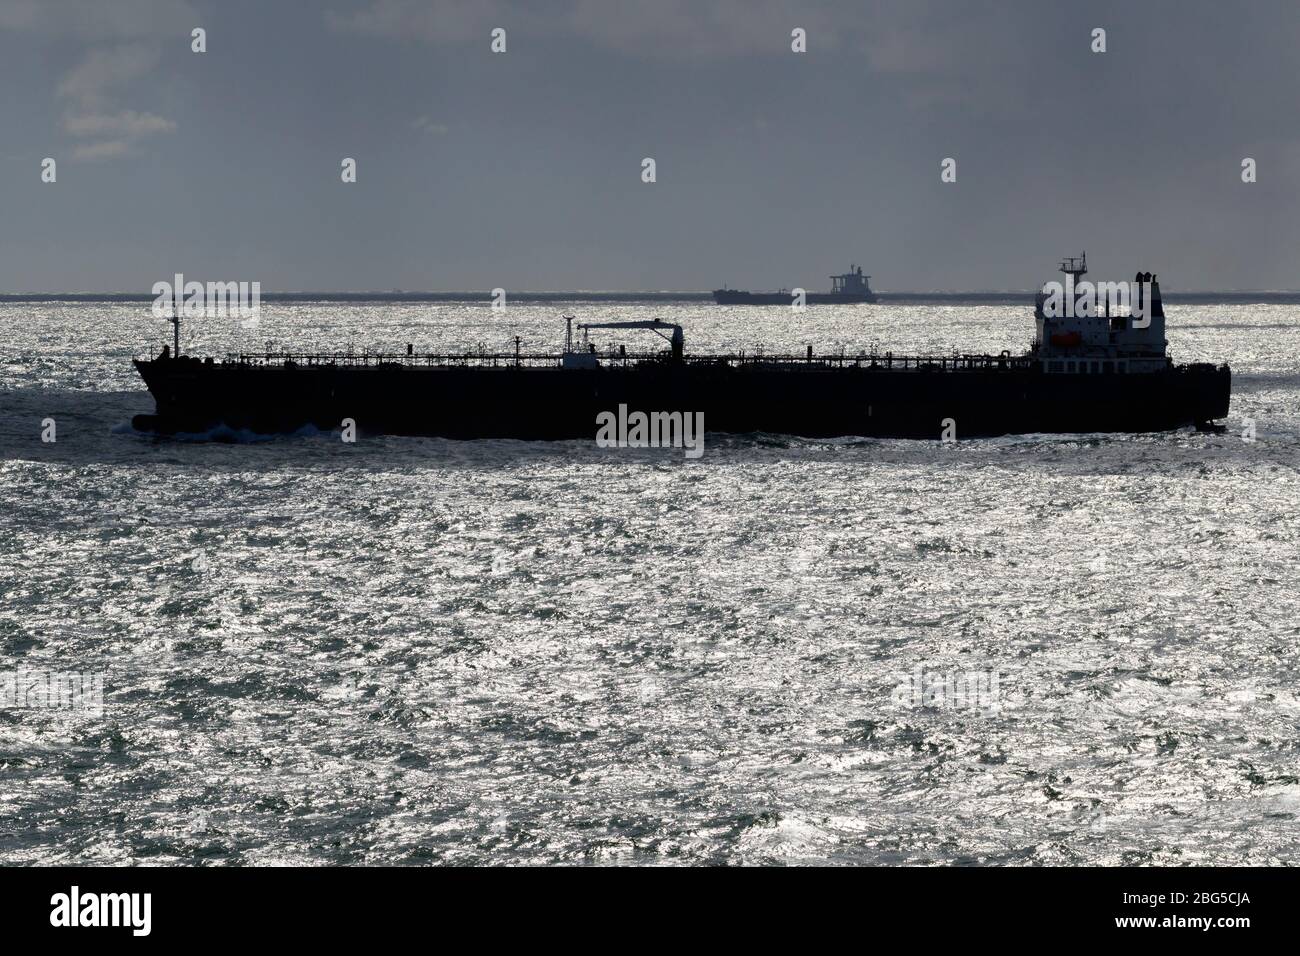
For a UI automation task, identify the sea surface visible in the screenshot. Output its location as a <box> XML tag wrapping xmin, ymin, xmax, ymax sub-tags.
<box><xmin>1</xmin><ymin>299</ymin><xmax>1298</xmax><ymax>865</ymax></box>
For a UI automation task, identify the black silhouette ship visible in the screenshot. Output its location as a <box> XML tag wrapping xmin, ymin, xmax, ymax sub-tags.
<box><xmin>133</xmin><ymin>258</ymin><xmax>1229</xmax><ymax>440</ymax></box>
<box><xmin>713</xmin><ymin>265</ymin><xmax>876</xmax><ymax>304</ymax></box>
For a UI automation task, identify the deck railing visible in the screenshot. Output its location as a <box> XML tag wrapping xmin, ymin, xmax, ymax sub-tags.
<box><xmin>219</xmin><ymin>348</ymin><xmax>1037</xmax><ymax>372</ymax></box>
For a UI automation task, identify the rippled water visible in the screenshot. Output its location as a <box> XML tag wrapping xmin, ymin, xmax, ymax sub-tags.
<box><xmin>1</xmin><ymin>300</ymin><xmax>1298</xmax><ymax>865</ymax></box>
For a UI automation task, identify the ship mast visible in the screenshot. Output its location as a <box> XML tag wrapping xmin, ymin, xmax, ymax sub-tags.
<box><xmin>1060</xmin><ymin>251</ymin><xmax>1087</xmax><ymax>281</ymax></box>
<box><xmin>170</xmin><ymin>288</ymin><xmax>181</xmax><ymax>358</ymax></box>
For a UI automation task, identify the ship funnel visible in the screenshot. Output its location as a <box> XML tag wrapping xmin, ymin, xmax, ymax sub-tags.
<box><xmin>1133</xmin><ymin>271</ymin><xmax>1165</xmax><ymax>319</ymax></box>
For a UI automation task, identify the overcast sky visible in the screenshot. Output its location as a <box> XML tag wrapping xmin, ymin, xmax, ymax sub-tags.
<box><xmin>2</xmin><ymin>0</ymin><xmax>1298</xmax><ymax>292</ymax></box>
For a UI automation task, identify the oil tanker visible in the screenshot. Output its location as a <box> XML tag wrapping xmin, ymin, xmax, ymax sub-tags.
<box><xmin>713</xmin><ymin>265</ymin><xmax>876</xmax><ymax>304</ymax></box>
<box><xmin>132</xmin><ymin>258</ymin><xmax>1229</xmax><ymax>440</ymax></box>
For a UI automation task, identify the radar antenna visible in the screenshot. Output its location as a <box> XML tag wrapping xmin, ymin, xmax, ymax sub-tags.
<box><xmin>1059</xmin><ymin>252</ymin><xmax>1088</xmax><ymax>279</ymax></box>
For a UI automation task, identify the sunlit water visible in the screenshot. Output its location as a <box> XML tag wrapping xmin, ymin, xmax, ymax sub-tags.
<box><xmin>1</xmin><ymin>300</ymin><xmax>1298</xmax><ymax>865</ymax></box>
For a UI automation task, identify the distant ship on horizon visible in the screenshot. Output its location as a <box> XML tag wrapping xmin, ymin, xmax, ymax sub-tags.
<box><xmin>713</xmin><ymin>264</ymin><xmax>876</xmax><ymax>305</ymax></box>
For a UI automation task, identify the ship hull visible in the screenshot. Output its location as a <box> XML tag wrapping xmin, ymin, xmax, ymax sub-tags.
<box><xmin>133</xmin><ymin>359</ymin><xmax>1230</xmax><ymax>441</ymax></box>
<box><xmin>712</xmin><ymin>290</ymin><xmax>876</xmax><ymax>305</ymax></box>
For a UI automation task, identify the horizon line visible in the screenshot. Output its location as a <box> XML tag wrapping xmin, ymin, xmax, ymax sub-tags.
<box><xmin>6</xmin><ymin>289</ymin><xmax>1300</xmax><ymax>301</ymax></box>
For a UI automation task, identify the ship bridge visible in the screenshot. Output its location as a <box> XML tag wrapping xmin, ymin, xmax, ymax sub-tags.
<box><xmin>831</xmin><ymin>265</ymin><xmax>872</xmax><ymax>296</ymax></box>
<box><xmin>1033</xmin><ymin>254</ymin><xmax>1169</xmax><ymax>374</ymax></box>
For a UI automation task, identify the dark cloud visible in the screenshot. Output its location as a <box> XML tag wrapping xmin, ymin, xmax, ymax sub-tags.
<box><xmin>2</xmin><ymin>0</ymin><xmax>1298</xmax><ymax>291</ymax></box>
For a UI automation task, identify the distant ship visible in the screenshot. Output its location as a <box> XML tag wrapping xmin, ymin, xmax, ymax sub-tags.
<box><xmin>132</xmin><ymin>256</ymin><xmax>1229</xmax><ymax>440</ymax></box>
<box><xmin>713</xmin><ymin>265</ymin><xmax>876</xmax><ymax>304</ymax></box>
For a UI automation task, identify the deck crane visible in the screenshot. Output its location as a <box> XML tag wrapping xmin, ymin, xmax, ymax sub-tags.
<box><xmin>563</xmin><ymin>317</ymin><xmax>684</xmax><ymax>365</ymax></box>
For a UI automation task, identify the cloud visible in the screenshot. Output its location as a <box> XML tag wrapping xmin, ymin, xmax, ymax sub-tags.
<box><xmin>54</xmin><ymin>45</ymin><xmax>177</xmax><ymax>159</ymax></box>
<box><xmin>411</xmin><ymin>115</ymin><xmax>449</xmax><ymax>134</ymax></box>
<box><xmin>326</xmin><ymin>0</ymin><xmax>495</xmax><ymax>44</ymax></box>
<box><xmin>0</xmin><ymin>0</ymin><xmax>198</xmax><ymax>39</ymax></box>
<box><xmin>1</xmin><ymin>2</ymin><xmax>194</xmax><ymax>158</ymax></box>
<box><xmin>323</xmin><ymin>0</ymin><xmax>1032</xmax><ymax>111</ymax></box>
<box><xmin>57</xmin><ymin>44</ymin><xmax>160</xmax><ymax>109</ymax></box>
<box><xmin>327</xmin><ymin>0</ymin><xmax>843</xmax><ymax>57</ymax></box>
<box><xmin>71</xmin><ymin>140</ymin><xmax>133</xmax><ymax>161</ymax></box>
<box><xmin>564</xmin><ymin>0</ymin><xmax>841</xmax><ymax>57</ymax></box>
<box><xmin>64</xmin><ymin>110</ymin><xmax>177</xmax><ymax>137</ymax></box>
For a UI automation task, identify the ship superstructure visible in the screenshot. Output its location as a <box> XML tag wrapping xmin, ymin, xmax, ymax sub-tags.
<box><xmin>829</xmin><ymin>265</ymin><xmax>873</xmax><ymax>298</ymax></box>
<box><xmin>1032</xmin><ymin>253</ymin><xmax>1170</xmax><ymax>375</ymax></box>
